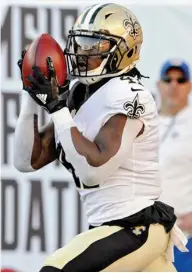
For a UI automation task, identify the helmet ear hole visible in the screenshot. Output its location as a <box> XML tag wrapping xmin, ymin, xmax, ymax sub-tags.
<box><xmin>127</xmin><ymin>48</ymin><xmax>134</xmax><ymax>58</ymax></box>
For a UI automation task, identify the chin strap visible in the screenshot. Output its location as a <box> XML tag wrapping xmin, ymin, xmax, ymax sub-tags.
<box><xmin>78</xmin><ymin>76</ymin><xmax>103</xmax><ymax>85</ymax></box>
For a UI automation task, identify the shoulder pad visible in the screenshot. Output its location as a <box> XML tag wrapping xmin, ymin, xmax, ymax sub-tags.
<box><xmin>104</xmin><ymin>77</ymin><xmax>155</xmax><ymax>119</ymax></box>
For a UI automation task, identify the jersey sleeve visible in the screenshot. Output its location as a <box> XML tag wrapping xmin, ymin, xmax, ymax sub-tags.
<box><xmin>104</xmin><ymin>77</ymin><xmax>157</xmax><ymax>123</ymax></box>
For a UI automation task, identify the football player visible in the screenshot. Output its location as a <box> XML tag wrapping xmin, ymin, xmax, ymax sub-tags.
<box><xmin>14</xmin><ymin>3</ymin><xmax>187</xmax><ymax>272</ymax></box>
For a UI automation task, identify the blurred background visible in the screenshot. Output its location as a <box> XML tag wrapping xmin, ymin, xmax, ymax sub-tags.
<box><xmin>1</xmin><ymin>0</ymin><xmax>192</xmax><ymax>271</ymax></box>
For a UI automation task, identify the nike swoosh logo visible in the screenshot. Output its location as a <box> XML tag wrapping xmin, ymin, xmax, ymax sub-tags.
<box><xmin>131</xmin><ymin>88</ymin><xmax>143</xmax><ymax>92</ymax></box>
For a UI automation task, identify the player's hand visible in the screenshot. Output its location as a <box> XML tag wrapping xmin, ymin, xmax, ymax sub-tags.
<box><xmin>17</xmin><ymin>49</ymin><xmax>27</xmax><ymax>89</ymax></box>
<box><xmin>26</xmin><ymin>57</ymin><xmax>70</xmax><ymax>114</ymax></box>
<box><xmin>177</xmin><ymin>212</ymin><xmax>192</xmax><ymax>234</ymax></box>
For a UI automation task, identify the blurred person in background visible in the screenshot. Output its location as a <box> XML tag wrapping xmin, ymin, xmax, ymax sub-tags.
<box><xmin>157</xmin><ymin>59</ymin><xmax>192</xmax><ymax>272</ymax></box>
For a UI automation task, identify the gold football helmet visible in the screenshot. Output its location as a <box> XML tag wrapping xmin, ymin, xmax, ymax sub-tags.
<box><xmin>65</xmin><ymin>3</ymin><xmax>143</xmax><ymax>84</ymax></box>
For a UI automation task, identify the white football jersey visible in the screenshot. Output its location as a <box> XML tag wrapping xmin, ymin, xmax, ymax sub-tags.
<box><xmin>159</xmin><ymin>105</ymin><xmax>192</xmax><ymax>215</ymax></box>
<box><xmin>58</xmin><ymin>76</ymin><xmax>161</xmax><ymax>226</ymax></box>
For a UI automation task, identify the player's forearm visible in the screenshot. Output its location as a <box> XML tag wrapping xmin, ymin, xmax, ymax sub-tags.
<box><xmin>51</xmin><ymin>108</ymin><xmax>103</xmax><ymax>186</ymax></box>
<box><xmin>70</xmin><ymin>127</ymin><xmax>106</xmax><ymax>167</ymax></box>
<box><xmin>13</xmin><ymin>91</ymin><xmax>40</xmax><ymax>172</ymax></box>
<box><xmin>30</xmin><ymin>114</ymin><xmax>44</xmax><ymax>167</ymax></box>
<box><xmin>51</xmin><ymin>107</ymin><xmax>105</xmax><ymax>167</ymax></box>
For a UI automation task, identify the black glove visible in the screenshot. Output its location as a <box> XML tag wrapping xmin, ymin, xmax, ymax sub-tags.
<box><xmin>26</xmin><ymin>57</ymin><xmax>70</xmax><ymax>114</ymax></box>
<box><xmin>17</xmin><ymin>49</ymin><xmax>27</xmax><ymax>89</ymax></box>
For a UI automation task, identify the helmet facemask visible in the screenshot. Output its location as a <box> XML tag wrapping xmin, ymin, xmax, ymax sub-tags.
<box><xmin>65</xmin><ymin>29</ymin><xmax>129</xmax><ymax>84</ymax></box>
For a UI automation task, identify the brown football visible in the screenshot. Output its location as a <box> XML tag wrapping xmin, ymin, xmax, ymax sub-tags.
<box><xmin>22</xmin><ymin>33</ymin><xmax>67</xmax><ymax>87</ymax></box>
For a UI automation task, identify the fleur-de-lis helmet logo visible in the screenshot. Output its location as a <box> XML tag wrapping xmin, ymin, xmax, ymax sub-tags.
<box><xmin>123</xmin><ymin>17</ymin><xmax>140</xmax><ymax>40</ymax></box>
<box><xmin>124</xmin><ymin>94</ymin><xmax>145</xmax><ymax>119</ymax></box>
